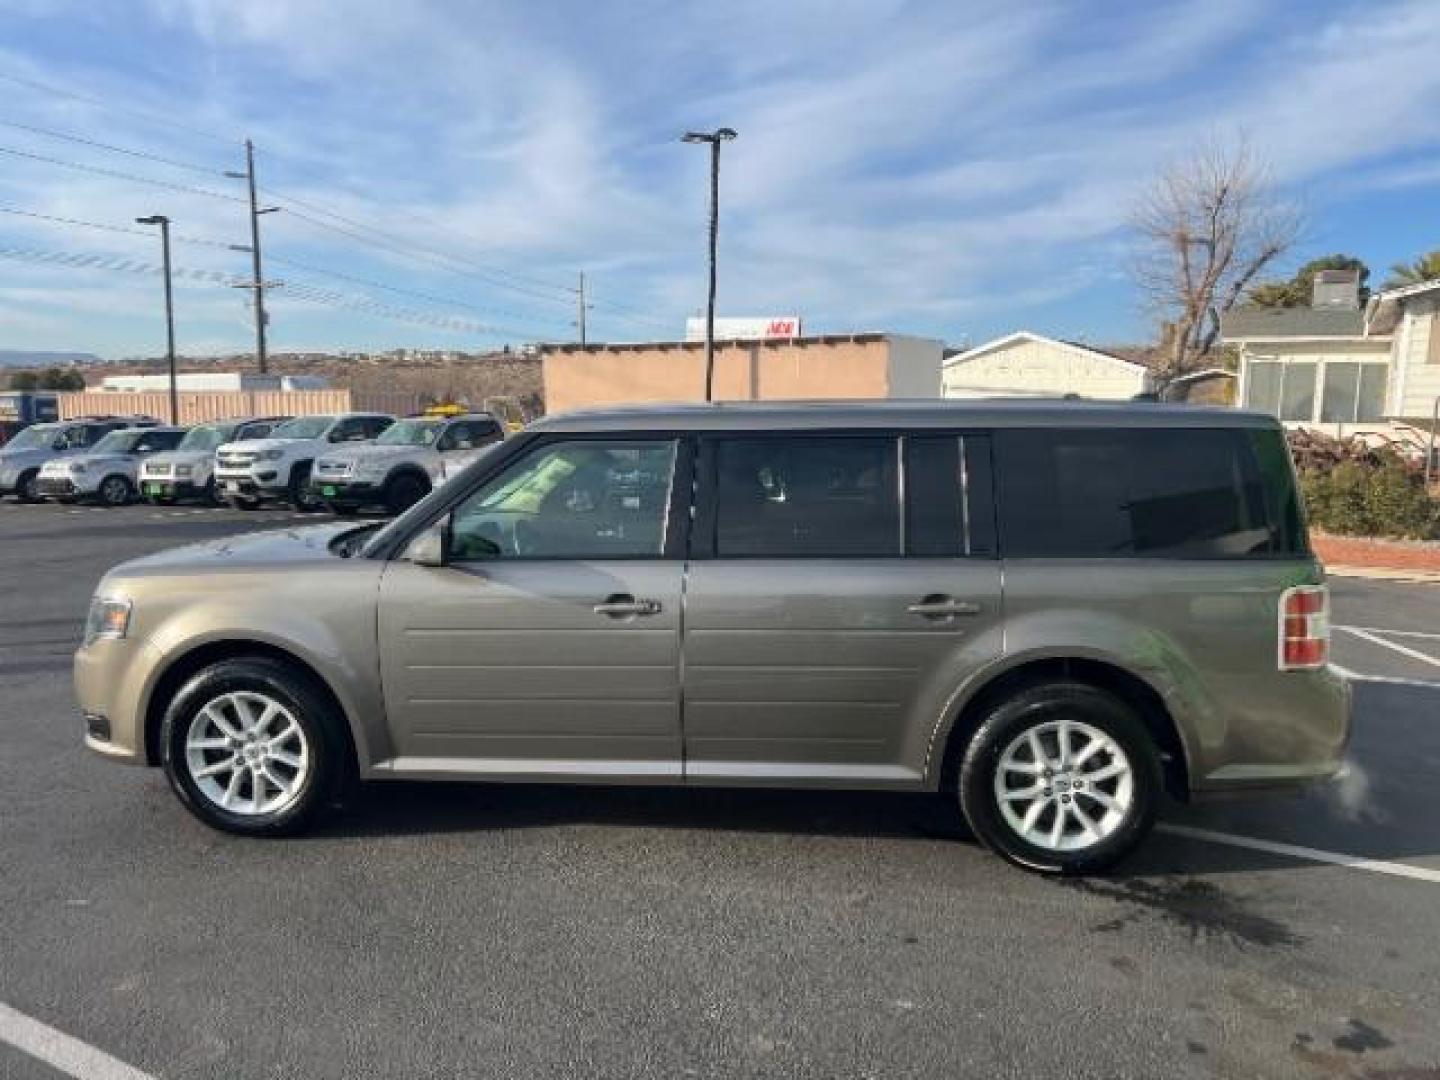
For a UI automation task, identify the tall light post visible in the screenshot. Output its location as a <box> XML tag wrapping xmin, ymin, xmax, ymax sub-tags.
<box><xmin>135</xmin><ymin>214</ymin><xmax>178</xmax><ymax>424</ymax></box>
<box><xmin>681</xmin><ymin>127</ymin><xmax>737</xmax><ymax>402</ymax></box>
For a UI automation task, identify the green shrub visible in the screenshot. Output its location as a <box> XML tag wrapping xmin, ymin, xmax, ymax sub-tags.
<box><xmin>1299</xmin><ymin>457</ymin><xmax>1440</xmax><ymax>540</ymax></box>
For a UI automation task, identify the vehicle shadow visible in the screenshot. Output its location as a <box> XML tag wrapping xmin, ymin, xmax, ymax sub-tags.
<box><xmin>308</xmin><ymin>781</ymin><xmax>1438</xmax><ymax>878</ymax></box>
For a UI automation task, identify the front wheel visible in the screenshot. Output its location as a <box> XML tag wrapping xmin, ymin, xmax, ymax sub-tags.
<box><xmin>288</xmin><ymin>464</ymin><xmax>321</xmax><ymax>512</ymax></box>
<box><xmin>98</xmin><ymin>474</ymin><xmax>133</xmax><ymax>506</ymax></box>
<box><xmin>384</xmin><ymin>472</ymin><xmax>430</xmax><ymax>516</ymax></box>
<box><xmin>958</xmin><ymin>682</ymin><xmax>1160</xmax><ymax>875</ymax></box>
<box><xmin>16</xmin><ymin>470</ymin><xmax>40</xmax><ymax>503</ymax></box>
<box><xmin>160</xmin><ymin>657</ymin><xmax>350</xmax><ymax>836</ymax></box>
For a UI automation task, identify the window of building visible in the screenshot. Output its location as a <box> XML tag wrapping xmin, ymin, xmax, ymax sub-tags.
<box><xmin>995</xmin><ymin>428</ymin><xmax>1289</xmax><ymax>558</ymax></box>
<box><xmin>450</xmin><ymin>439</ymin><xmax>677</xmax><ymax>560</ymax></box>
<box><xmin>1321</xmin><ymin>362</ymin><xmax>1389</xmax><ymax>423</ymax></box>
<box><xmin>714</xmin><ymin>436</ymin><xmax>899</xmax><ymax>557</ymax></box>
<box><xmin>1278</xmin><ymin>362</ymin><xmax>1316</xmax><ymax>421</ymax></box>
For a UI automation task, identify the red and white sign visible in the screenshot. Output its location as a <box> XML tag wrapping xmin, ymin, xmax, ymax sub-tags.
<box><xmin>685</xmin><ymin>316</ymin><xmax>803</xmax><ymax>342</ymax></box>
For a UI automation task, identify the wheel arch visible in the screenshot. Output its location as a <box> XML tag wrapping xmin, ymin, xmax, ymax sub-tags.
<box><xmin>932</xmin><ymin>656</ymin><xmax>1191</xmax><ymax>802</ymax></box>
<box><xmin>142</xmin><ymin>638</ymin><xmax>359</xmax><ymax>777</ymax></box>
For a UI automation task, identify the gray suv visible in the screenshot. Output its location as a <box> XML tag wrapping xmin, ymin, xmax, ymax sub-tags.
<box><xmin>75</xmin><ymin>402</ymin><xmax>1348</xmax><ymax>873</ymax></box>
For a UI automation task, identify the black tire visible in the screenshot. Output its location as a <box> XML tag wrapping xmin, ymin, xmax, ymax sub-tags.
<box><xmin>203</xmin><ymin>478</ymin><xmax>221</xmax><ymax>506</ymax></box>
<box><xmin>226</xmin><ymin>494</ymin><xmax>262</xmax><ymax>511</ymax></box>
<box><xmin>288</xmin><ymin>463</ymin><xmax>321</xmax><ymax>512</ymax></box>
<box><xmin>98</xmin><ymin>474</ymin><xmax>133</xmax><ymax>506</ymax></box>
<box><xmin>325</xmin><ymin>502</ymin><xmax>360</xmax><ymax>517</ymax></box>
<box><xmin>957</xmin><ymin>681</ymin><xmax>1161</xmax><ymax>875</ymax></box>
<box><xmin>160</xmin><ymin>656</ymin><xmax>351</xmax><ymax>837</ymax></box>
<box><xmin>384</xmin><ymin>472</ymin><xmax>430</xmax><ymax>516</ymax></box>
<box><xmin>16</xmin><ymin>470</ymin><xmax>40</xmax><ymax>503</ymax></box>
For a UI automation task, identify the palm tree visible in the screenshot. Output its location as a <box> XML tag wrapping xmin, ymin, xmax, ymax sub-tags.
<box><xmin>1382</xmin><ymin>249</ymin><xmax>1440</xmax><ymax>290</ymax></box>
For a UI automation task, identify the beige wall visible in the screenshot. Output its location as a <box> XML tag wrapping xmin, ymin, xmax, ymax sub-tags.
<box><xmin>1397</xmin><ymin>300</ymin><xmax>1440</xmax><ymax>420</ymax></box>
<box><xmin>943</xmin><ymin>337</ymin><xmax>1148</xmax><ymax>400</ymax></box>
<box><xmin>543</xmin><ymin>338</ymin><xmax>919</xmax><ymax>414</ymax></box>
<box><xmin>58</xmin><ymin>389</ymin><xmax>423</xmax><ymax>425</ymax></box>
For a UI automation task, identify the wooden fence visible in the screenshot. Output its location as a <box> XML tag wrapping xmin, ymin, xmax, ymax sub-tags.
<box><xmin>57</xmin><ymin>389</ymin><xmax>424</xmax><ymax>425</ymax></box>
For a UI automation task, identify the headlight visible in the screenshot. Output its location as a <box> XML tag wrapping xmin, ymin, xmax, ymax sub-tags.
<box><xmin>83</xmin><ymin>596</ymin><xmax>132</xmax><ymax>645</ymax></box>
<box><xmin>174</xmin><ymin>464</ymin><xmax>193</xmax><ymax>477</ymax></box>
<box><xmin>260</xmin><ymin>447</ymin><xmax>286</xmax><ymax>461</ymax></box>
<box><xmin>69</xmin><ymin>462</ymin><xmax>87</xmax><ymax>474</ymax></box>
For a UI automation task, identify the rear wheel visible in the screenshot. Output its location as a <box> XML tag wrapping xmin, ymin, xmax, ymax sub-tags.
<box><xmin>958</xmin><ymin>682</ymin><xmax>1160</xmax><ymax>875</ymax></box>
<box><xmin>384</xmin><ymin>472</ymin><xmax>430</xmax><ymax>516</ymax></box>
<box><xmin>160</xmin><ymin>657</ymin><xmax>350</xmax><ymax>836</ymax></box>
<box><xmin>98</xmin><ymin>474</ymin><xmax>133</xmax><ymax>506</ymax></box>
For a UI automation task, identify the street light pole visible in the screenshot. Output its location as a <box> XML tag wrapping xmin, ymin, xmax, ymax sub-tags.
<box><xmin>682</xmin><ymin>127</ymin><xmax>737</xmax><ymax>402</ymax></box>
<box><xmin>136</xmin><ymin>215</ymin><xmax>178</xmax><ymax>424</ymax></box>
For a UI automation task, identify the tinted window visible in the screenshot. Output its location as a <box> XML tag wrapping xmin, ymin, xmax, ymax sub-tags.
<box><xmin>714</xmin><ymin>437</ymin><xmax>898</xmax><ymax>557</ymax></box>
<box><xmin>450</xmin><ymin>439</ymin><xmax>677</xmax><ymax>560</ymax></box>
<box><xmin>902</xmin><ymin>435</ymin><xmax>997</xmax><ymax>558</ymax></box>
<box><xmin>996</xmin><ymin>428</ymin><xmax>1293</xmax><ymax>558</ymax></box>
<box><xmin>135</xmin><ymin>430</ymin><xmax>185</xmax><ymax>453</ymax></box>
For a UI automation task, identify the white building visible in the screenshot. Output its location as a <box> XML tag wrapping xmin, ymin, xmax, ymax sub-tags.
<box><xmin>942</xmin><ymin>332</ymin><xmax>1153</xmax><ymax>401</ymax></box>
<box><xmin>100</xmin><ymin>373</ymin><xmax>328</xmax><ymax>393</ymax></box>
<box><xmin>1222</xmin><ymin>274</ymin><xmax>1440</xmax><ymax>436</ymax></box>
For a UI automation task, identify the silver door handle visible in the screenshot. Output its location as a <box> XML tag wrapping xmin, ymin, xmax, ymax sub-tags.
<box><xmin>594</xmin><ymin>598</ymin><xmax>663</xmax><ymax>617</ymax></box>
<box><xmin>907</xmin><ymin>599</ymin><xmax>981</xmax><ymax>617</ymax></box>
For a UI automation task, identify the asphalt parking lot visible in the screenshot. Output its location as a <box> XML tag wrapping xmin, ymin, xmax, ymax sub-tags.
<box><xmin>2</xmin><ymin>503</ymin><xmax>1438</xmax><ymax>1079</ymax></box>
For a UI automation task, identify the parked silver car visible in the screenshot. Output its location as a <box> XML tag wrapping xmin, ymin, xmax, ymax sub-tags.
<box><xmin>0</xmin><ymin>416</ymin><xmax>157</xmax><ymax>502</ymax></box>
<box><xmin>75</xmin><ymin>401</ymin><xmax>1348</xmax><ymax>873</ymax></box>
<box><xmin>35</xmin><ymin>426</ymin><xmax>186</xmax><ymax>505</ymax></box>
<box><xmin>139</xmin><ymin>416</ymin><xmax>290</xmax><ymax>504</ymax></box>
<box><xmin>310</xmin><ymin>412</ymin><xmax>505</xmax><ymax>515</ymax></box>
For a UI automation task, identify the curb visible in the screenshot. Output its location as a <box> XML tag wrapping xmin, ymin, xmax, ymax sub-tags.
<box><xmin>1325</xmin><ymin>565</ymin><xmax>1440</xmax><ymax>584</ymax></box>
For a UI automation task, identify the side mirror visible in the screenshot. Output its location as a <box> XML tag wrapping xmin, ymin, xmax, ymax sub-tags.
<box><xmin>405</xmin><ymin>521</ymin><xmax>450</xmax><ymax>567</ymax></box>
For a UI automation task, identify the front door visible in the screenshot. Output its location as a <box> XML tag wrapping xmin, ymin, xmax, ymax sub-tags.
<box><xmin>378</xmin><ymin>436</ymin><xmax>688</xmax><ymax>779</ymax></box>
<box><xmin>682</xmin><ymin>433</ymin><xmax>1004</xmax><ymax>787</ymax></box>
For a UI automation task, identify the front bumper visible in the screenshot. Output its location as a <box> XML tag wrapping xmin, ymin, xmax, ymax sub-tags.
<box><xmin>75</xmin><ymin>637</ymin><xmax>156</xmax><ymax>766</ymax></box>
<box><xmin>311</xmin><ymin>478</ymin><xmax>381</xmax><ymax>504</ymax></box>
<box><xmin>35</xmin><ymin>476</ymin><xmax>87</xmax><ymax>498</ymax></box>
<box><xmin>140</xmin><ymin>478</ymin><xmax>205</xmax><ymax>500</ymax></box>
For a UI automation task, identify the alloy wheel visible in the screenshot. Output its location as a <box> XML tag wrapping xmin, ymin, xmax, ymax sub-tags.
<box><xmin>183</xmin><ymin>691</ymin><xmax>311</xmax><ymax>816</ymax></box>
<box><xmin>993</xmin><ymin>717</ymin><xmax>1134</xmax><ymax>853</ymax></box>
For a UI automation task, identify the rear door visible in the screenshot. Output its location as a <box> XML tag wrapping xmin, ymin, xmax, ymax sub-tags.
<box><xmin>378</xmin><ymin>435</ymin><xmax>691</xmax><ymax>779</ymax></box>
<box><xmin>681</xmin><ymin>432</ymin><xmax>1004</xmax><ymax>787</ymax></box>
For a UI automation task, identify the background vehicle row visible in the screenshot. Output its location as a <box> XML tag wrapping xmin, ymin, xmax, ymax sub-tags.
<box><xmin>0</xmin><ymin>415</ymin><xmax>159</xmax><ymax>502</ymax></box>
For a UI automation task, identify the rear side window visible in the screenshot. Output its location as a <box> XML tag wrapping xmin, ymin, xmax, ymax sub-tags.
<box><xmin>995</xmin><ymin>428</ymin><xmax>1302</xmax><ymax>558</ymax></box>
<box><xmin>903</xmin><ymin>435</ymin><xmax>996</xmax><ymax>557</ymax></box>
<box><xmin>714</xmin><ymin>436</ymin><xmax>899</xmax><ymax>557</ymax></box>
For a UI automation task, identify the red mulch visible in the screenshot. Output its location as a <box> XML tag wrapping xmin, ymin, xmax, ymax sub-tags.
<box><xmin>1311</xmin><ymin>533</ymin><xmax>1440</xmax><ymax>572</ymax></box>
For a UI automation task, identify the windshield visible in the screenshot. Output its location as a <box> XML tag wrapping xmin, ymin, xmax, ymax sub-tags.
<box><xmin>90</xmin><ymin>430</ymin><xmax>142</xmax><ymax>455</ymax></box>
<box><xmin>270</xmin><ymin>415</ymin><xmax>334</xmax><ymax>440</ymax></box>
<box><xmin>3</xmin><ymin>425</ymin><xmax>57</xmax><ymax>451</ymax></box>
<box><xmin>377</xmin><ymin>419</ymin><xmax>444</xmax><ymax>447</ymax></box>
<box><xmin>177</xmin><ymin>424</ymin><xmax>230</xmax><ymax>452</ymax></box>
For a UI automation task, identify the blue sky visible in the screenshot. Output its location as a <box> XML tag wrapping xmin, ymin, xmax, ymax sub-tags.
<box><xmin>0</xmin><ymin>0</ymin><xmax>1438</xmax><ymax>358</ymax></box>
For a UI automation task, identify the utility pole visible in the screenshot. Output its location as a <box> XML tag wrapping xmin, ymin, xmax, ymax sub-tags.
<box><xmin>226</xmin><ymin>140</ymin><xmax>279</xmax><ymax>374</ymax></box>
<box><xmin>577</xmin><ymin>271</ymin><xmax>588</xmax><ymax>347</ymax></box>
<box><xmin>681</xmin><ymin>127</ymin><xmax>737</xmax><ymax>401</ymax></box>
<box><xmin>135</xmin><ymin>215</ymin><xmax>178</xmax><ymax>424</ymax></box>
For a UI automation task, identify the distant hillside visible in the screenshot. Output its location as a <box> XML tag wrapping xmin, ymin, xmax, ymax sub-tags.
<box><xmin>0</xmin><ymin>350</ymin><xmax>103</xmax><ymax>367</ymax></box>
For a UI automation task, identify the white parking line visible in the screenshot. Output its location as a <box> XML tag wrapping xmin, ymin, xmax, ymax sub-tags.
<box><xmin>1337</xmin><ymin>626</ymin><xmax>1440</xmax><ymax>671</ymax></box>
<box><xmin>1334</xmin><ymin>624</ymin><xmax>1440</xmax><ymax>642</ymax></box>
<box><xmin>1328</xmin><ymin>662</ymin><xmax>1440</xmax><ymax>689</ymax></box>
<box><xmin>1157</xmin><ymin>825</ymin><xmax>1440</xmax><ymax>884</ymax></box>
<box><xmin>0</xmin><ymin>1002</ymin><xmax>156</xmax><ymax>1080</ymax></box>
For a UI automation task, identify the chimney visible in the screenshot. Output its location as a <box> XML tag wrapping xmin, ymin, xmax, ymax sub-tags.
<box><xmin>1312</xmin><ymin>268</ymin><xmax>1360</xmax><ymax>310</ymax></box>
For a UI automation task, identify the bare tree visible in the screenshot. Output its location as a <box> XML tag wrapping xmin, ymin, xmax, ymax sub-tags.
<box><xmin>1131</xmin><ymin>137</ymin><xmax>1300</xmax><ymax>381</ymax></box>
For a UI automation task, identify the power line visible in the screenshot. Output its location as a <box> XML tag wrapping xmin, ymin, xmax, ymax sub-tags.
<box><xmin>0</xmin><ymin>144</ymin><xmax>246</xmax><ymax>203</ymax></box>
<box><xmin>0</xmin><ymin>118</ymin><xmax>223</xmax><ymax>176</ymax></box>
<box><xmin>0</xmin><ymin>70</ymin><xmax>234</xmax><ymax>146</ymax></box>
<box><xmin>0</xmin><ymin>243</ymin><xmax>543</xmax><ymax>339</ymax></box>
<box><xmin>0</xmin><ymin>205</ymin><xmax>242</xmax><ymax>249</ymax></box>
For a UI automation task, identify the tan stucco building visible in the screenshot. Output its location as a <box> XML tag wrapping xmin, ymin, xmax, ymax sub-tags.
<box><xmin>540</xmin><ymin>333</ymin><xmax>944</xmax><ymax>414</ymax></box>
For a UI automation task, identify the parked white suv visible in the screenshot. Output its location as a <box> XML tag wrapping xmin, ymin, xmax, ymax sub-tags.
<box><xmin>310</xmin><ymin>413</ymin><xmax>505</xmax><ymax>515</ymax></box>
<box><xmin>213</xmin><ymin>413</ymin><xmax>394</xmax><ymax>511</ymax></box>
<box><xmin>35</xmin><ymin>426</ymin><xmax>186</xmax><ymax>505</ymax></box>
<box><xmin>139</xmin><ymin>416</ymin><xmax>290</xmax><ymax>505</ymax></box>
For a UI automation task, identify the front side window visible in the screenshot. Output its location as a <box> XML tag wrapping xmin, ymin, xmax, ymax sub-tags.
<box><xmin>996</xmin><ymin>428</ymin><xmax>1290</xmax><ymax>558</ymax></box>
<box><xmin>90</xmin><ymin>430</ymin><xmax>143</xmax><ymax>455</ymax></box>
<box><xmin>377</xmin><ymin>419</ymin><xmax>443</xmax><ymax>447</ymax></box>
<box><xmin>135</xmin><ymin>430</ymin><xmax>184</xmax><ymax>453</ymax></box>
<box><xmin>439</xmin><ymin>420</ymin><xmax>502</xmax><ymax>451</ymax></box>
<box><xmin>449</xmin><ymin>439</ymin><xmax>678</xmax><ymax>560</ymax></box>
<box><xmin>713</xmin><ymin>436</ymin><xmax>899</xmax><ymax>557</ymax></box>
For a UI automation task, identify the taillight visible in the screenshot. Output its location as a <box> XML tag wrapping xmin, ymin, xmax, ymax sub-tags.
<box><xmin>1279</xmin><ymin>585</ymin><xmax>1328</xmax><ymax>670</ymax></box>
